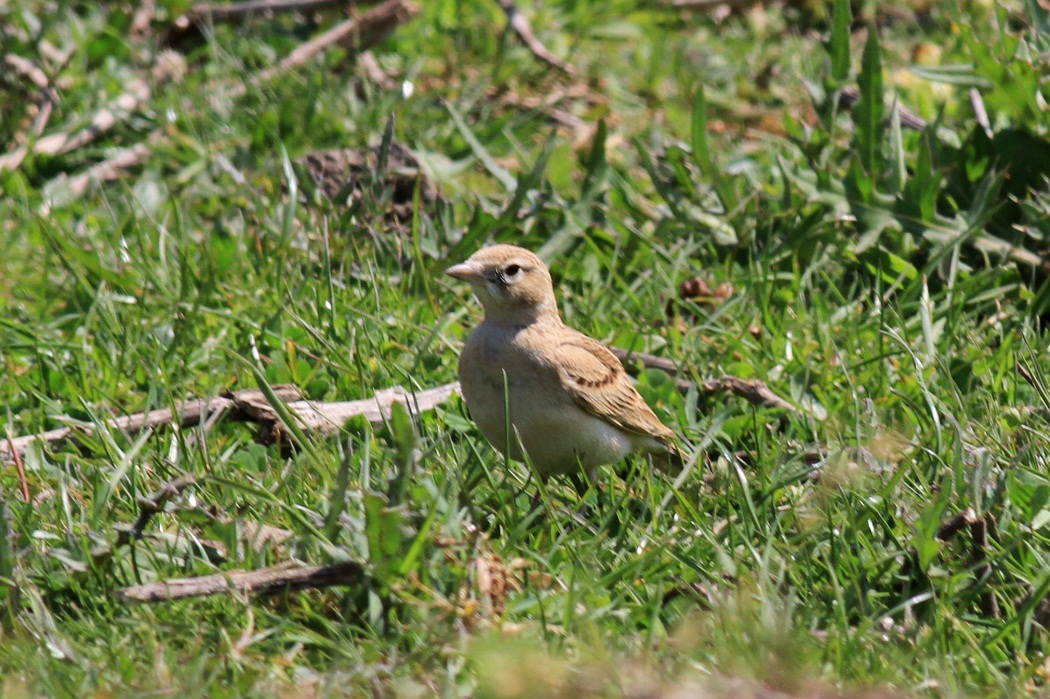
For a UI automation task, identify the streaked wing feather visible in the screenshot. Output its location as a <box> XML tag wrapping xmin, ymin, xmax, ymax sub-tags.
<box><xmin>549</xmin><ymin>333</ymin><xmax>676</xmax><ymax>442</ymax></box>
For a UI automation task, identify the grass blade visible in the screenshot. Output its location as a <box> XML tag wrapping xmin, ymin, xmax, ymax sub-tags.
<box><xmin>691</xmin><ymin>86</ymin><xmax>737</xmax><ymax>212</ymax></box>
<box><xmin>855</xmin><ymin>26</ymin><xmax>885</xmax><ymax>179</ymax></box>
<box><xmin>446</xmin><ymin>101</ymin><xmax>516</xmax><ymax>191</ymax></box>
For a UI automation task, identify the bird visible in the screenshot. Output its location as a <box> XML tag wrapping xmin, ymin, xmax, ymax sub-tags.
<box><xmin>445</xmin><ymin>244</ymin><xmax>682</xmax><ymax>482</ymax></box>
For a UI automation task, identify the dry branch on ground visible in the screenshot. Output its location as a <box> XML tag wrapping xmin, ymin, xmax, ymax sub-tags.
<box><xmin>117</xmin><ymin>560</ymin><xmax>365</xmax><ymax>602</ymax></box>
<box><xmin>1</xmin><ymin>386</ymin><xmax>302</xmax><ymax>465</ymax></box>
<box><xmin>609</xmin><ymin>347</ymin><xmax>801</xmax><ymax>413</ymax></box>
<box><xmin>494</xmin><ymin>0</ymin><xmax>575</xmax><ymax>76</ymax></box>
<box><xmin>255</xmin><ymin>0</ymin><xmax>419</xmax><ymax>83</ymax></box>
<box><xmin>0</xmin><ymin>79</ymin><xmax>151</xmax><ymax>174</ymax></box>
<box><xmin>4</xmin><ymin>350</ymin><xmax>801</xmax><ymax>464</ymax></box>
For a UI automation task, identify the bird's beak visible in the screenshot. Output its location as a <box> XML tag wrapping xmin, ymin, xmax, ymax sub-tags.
<box><xmin>444</xmin><ymin>261</ymin><xmax>480</xmax><ymax>282</ymax></box>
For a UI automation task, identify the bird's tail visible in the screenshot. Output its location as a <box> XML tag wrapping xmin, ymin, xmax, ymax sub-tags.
<box><xmin>651</xmin><ymin>438</ymin><xmax>688</xmax><ymax>474</ymax></box>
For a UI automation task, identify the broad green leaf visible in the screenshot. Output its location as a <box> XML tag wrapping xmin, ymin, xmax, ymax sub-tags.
<box><xmin>376</xmin><ymin>112</ymin><xmax>395</xmax><ymax>174</ymax></box>
<box><xmin>901</xmin><ymin>133</ymin><xmax>942</xmax><ymax>223</ymax></box>
<box><xmin>912</xmin><ymin>491</ymin><xmax>950</xmax><ymax>571</ymax></box>
<box><xmin>828</xmin><ymin>0</ymin><xmax>852</xmax><ymax>84</ymax></box>
<box><xmin>387</xmin><ymin>401</ymin><xmax>417</xmax><ymax>507</ymax></box>
<box><xmin>580</xmin><ymin>118</ymin><xmax>608</xmax><ymax>202</ymax></box>
<box><xmin>324</xmin><ymin>444</ymin><xmax>354</xmax><ymax>542</ymax></box>
<box><xmin>1026</xmin><ymin>0</ymin><xmax>1050</xmax><ymax>34</ymax></box>
<box><xmin>364</xmin><ymin>492</ymin><xmax>403</xmax><ymax>583</ymax></box>
<box><xmin>845</xmin><ymin>157</ymin><xmax>874</xmax><ymax>205</ymax></box>
<box><xmin>855</xmin><ymin>26</ymin><xmax>885</xmax><ymax>179</ymax></box>
<box><xmin>690</xmin><ymin>86</ymin><xmax>737</xmax><ymax>211</ymax></box>
<box><xmin>859</xmin><ymin>245</ymin><xmax>918</xmax><ymax>283</ymax></box>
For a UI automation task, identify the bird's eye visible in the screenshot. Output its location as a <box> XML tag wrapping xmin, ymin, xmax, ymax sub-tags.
<box><xmin>504</xmin><ymin>264</ymin><xmax>521</xmax><ymax>277</ymax></box>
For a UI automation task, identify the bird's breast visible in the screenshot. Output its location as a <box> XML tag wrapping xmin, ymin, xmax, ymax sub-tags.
<box><xmin>458</xmin><ymin>325</ymin><xmax>636</xmax><ymax>476</ymax></box>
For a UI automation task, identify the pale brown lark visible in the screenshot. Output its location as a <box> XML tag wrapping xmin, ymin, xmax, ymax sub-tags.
<box><xmin>446</xmin><ymin>244</ymin><xmax>681</xmax><ymax>480</ymax></box>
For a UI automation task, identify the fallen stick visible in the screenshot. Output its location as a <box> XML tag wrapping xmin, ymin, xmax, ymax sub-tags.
<box><xmin>935</xmin><ymin>507</ymin><xmax>978</xmax><ymax>542</ymax></box>
<box><xmin>4</xmin><ymin>54</ymin><xmax>50</xmax><ymax>89</ymax></box>
<box><xmin>166</xmin><ymin>0</ymin><xmax>364</xmax><ymax>47</ymax></box>
<box><xmin>28</xmin><ymin>86</ymin><xmax>58</xmax><ymax>141</ymax></box>
<box><xmin>664</xmin><ymin>0</ymin><xmax>765</xmax><ymax>9</ymax></box>
<box><xmin>494</xmin><ymin>0</ymin><xmax>575</xmax><ymax>76</ymax></box>
<box><xmin>2</xmin><ymin>54</ymin><xmax>60</xmax><ymax>168</ymax></box>
<box><xmin>83</xmin><ymin>475</ymin><xmax>201</xmax><ymax>570</ymax></box>
<box><xmin>610</xmin><ymin>347</ymin><xmax>800</xmax><ymax>413</ymax></box>
<box><xmin>2</xmin><ymin>381</ymin><xmax>456</xmax><ymax>462</ymax></box>
<box><xmin>130</xmin><ymin>0</ymin><xmax>157</xmax><ymax>41</ymax></box>
<box><xmin>900</xmin><ymin>507</ymin><xmax>1000</xmax><ymax>620</ymax></box>
<box><xmin>4</xmin><ymin>358</ymin><xmax>797</xmax><ymax>463</ymax></box>
<box><xmin>5</xmin><ymin>428</ymin><xmax>31</xmax><ymax>503</ymax></box>
<box><xmin>118</xmin><ymin>475</ymin><xmax>199</xmax><ymax>547</ymax></box>
<box><xmin>1</xmin><ymin>385</ymin><xmax>303</xmax><ymax>465</ymax></box>
<box><xmin>180</xmin><ymin>0</ymin><xmax>351</xmax><ymax>23</ymax></box>
<box><xmin>41</xmin><ymin>140</ymin><xmax>156</xmax><ymax>213</ymax></box>
<box><xmin>117</xmin><ymin>560</ymin><xmax>365</xmax><ymax>602</ymax></box>
<box><xmin>255</xmin><ymin>0</ymin><xmax>419</xmax><ymax>83</ymax></box>
<box><xmin>498</xmin><ymin>91</ymin><xmax>583</xmax><ymax>130</ymax></box>
<box><xmin>970</xmin><ymin>515</ymin><xmax>999</xmax><ymax>619</ymax></box>
<box><xmin>357</xmin><ymin>50</ymin><xmax>398</xmax><ymax>90</ymax></box>
<box><xmin>0</xmin><ymin>79</ymin><xmax>151</xmax><ymax>174</ymax></box>
<box><xmin>701</xmin><ymin>375</ymin><xmax>800</xmax><ymax>413</ymax></box>
<box><xmin>39</xmin><ymin>1</ymin><xmax>416</xmax><ymax>208</ymax></box>
<box><xmin>611</xmin><ymin>347</ymin><xmax>679</xmax><ymax>375</ymax></box>
<box><xmin>838</xmin><ymin>85</ymin><xmax>927</xmax><ymax>132</ymax></box>
<box><xmin>268</xmin><ymin>382</ymin><xmax>462</xmax><ymax>438</ymax></box>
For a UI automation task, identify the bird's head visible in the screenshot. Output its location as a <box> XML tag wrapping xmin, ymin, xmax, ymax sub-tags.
<box><xmin>445</xmin><ymin>245</ymin><xmax>558</xmax><ymax>325</ymax></box>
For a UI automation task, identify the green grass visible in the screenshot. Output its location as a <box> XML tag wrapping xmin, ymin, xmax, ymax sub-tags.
<box><xmin>2</xmin><ymin>0</ymin><xmax>1050</xmax><ymax>696</ymax></box>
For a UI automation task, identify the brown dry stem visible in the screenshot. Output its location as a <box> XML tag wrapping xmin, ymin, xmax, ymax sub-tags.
<box><xmin>117</xmin><ymin>560</ymin><xmax>365</xmax><ymax>602</ymax></box>
<box><xmin>494</xmin><ymin>0</ymin><xmax>575</xmax><ymax>76</ymax></box>
<box><xmin>609</xmin><ymin>347</ymin><xmax>800</xmax><ymax>413</ymax></box>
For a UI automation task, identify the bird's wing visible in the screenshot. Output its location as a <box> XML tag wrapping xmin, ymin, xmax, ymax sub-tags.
<box><xmin>547</xmin><ymin>332</ymin><xmax>677</xmax><ymax>444</ymax></box>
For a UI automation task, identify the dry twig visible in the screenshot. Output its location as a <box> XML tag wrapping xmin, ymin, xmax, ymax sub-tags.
<box><xmin>34</xmin><ymin>1</ymin><xmax>417</xmax><ymax>206</ymax></box>
<box><xmin>0</xmin><ymin>79</ymin><xmax>151</xmax><ymax>174</ymax></box>
<box><xmin>166</xmin><ymin>0</ymin><xmax>359</xmax><ymax>46</ymax></box>
<box><xmin>41</xmin><ymin>140</ymin><xmax>155</xmax><ymax>213</ymax></box>
<box><xmin>494</xmin><ymin>0</ymin><xmax>575</xmax><ymax>76</ymax></box>
<box><xmin>6</xmin><ymin>351</ymin><xmax>794</xmax><ymax>463</ymax></box>
<box><xmin>4</xmin><ymin>53</ymin><xmax>50</xmax><ymax>89</ymax></box>
<box><xmin>180</xmin><ymin>0</ymin><xmax>349</xmax><ymax>23</ymax></box>
<box><xmin>117</xmin><ymin>560</ymin><xmax>365</xmax><ymax>602</ymax></box>
<box><xmin>493</xmin><ymin>83</ymin><xmax>601</xmax><ymax>131</ymax></box>
<box><xmin>1017</xmin><ymin>362</ymin><xmax>1038</xmax><ymax>388</ymax></box>
<box><xmin>117</xmin><ymin>475</ymin><xmax>199</xmax><ymax>547</ymax></box>
<box><xmin>969</xmin><ymin>87</ymin><xmax>992</xmax><ymax>138</ymax></box>
<box><xmin>5</xmin><ymin>428</ymin><xmax>31</xmax><ymax>503</ymax></box>
<box><xmin>130</xmin><ymin>0</ymin><xmax>157</xmax><ymax>40</ymax></box>
<box><xmin>1</xmin><ymin>385</ymin><xmax>303</xmax><ymax>465</ymax></box>
<box><xmin>905</xmin><ymin>507</ymin><xmax>1000</xmax><ymax>620</ymax></box>
<box><xmin>970</xmin><ymin>515</ymin><xmax>999</xmax><ymax>618</ymax></box>
<box><xmin>2</xmin><ymin>54</ymin><xmax>60</xmax><ymax>162</ymax></box>
<box><xmin>267</xmin><ymin>383</ymin><xmax>462</xmax><ymax>439</ymax></box>
<box><xmin>838</xmin><ymin>86</ymin><xmax>928</xmax><ymax>131</ymax></box>
<box><xmin>701</xmin><ymin>376</ymin><xmax>799</xmax><ymax>413</ymax></box>
<box><xmin>935</xmin><ymin>507</ymin><xmax>978</xmax><ymax>542</ymax></box>
<box><xmin>664</xmin><ymin>0</ymin><xmax>764</xmax><ymax>10</ymax></box>
<box><xmin>357</xmin><ymin>50</ymin><xmax>398</xmax><ymax>89</ymax></box>
<box><xmin>255</xmin><ymin>0</ymin><xmax>419</xmax><ymax>83</ymax></box>
<box><xmin>610</xmin><ymin>347</ymin><xmax>800</xmax><ymax>413</ymax></box>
